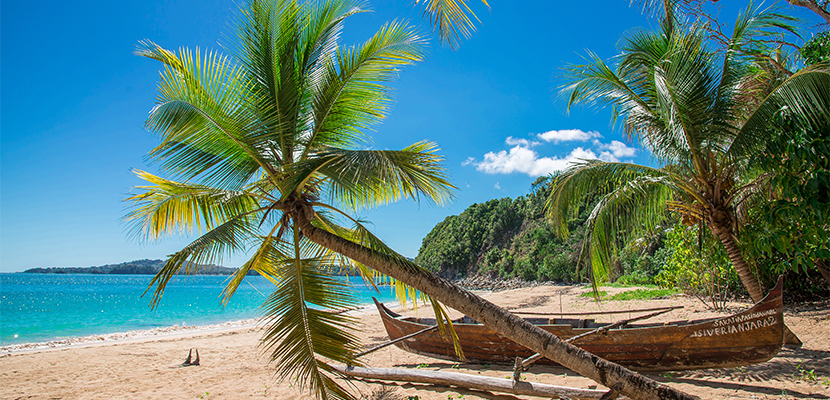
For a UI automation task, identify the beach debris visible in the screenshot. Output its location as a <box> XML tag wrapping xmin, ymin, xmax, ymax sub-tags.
<box><xmin>333</xmin><ymin>364</ymin><xmax>620</xmax><ymax>399</ymax></box>
<box><xmin>182</xmin><ymin>349</ymin><xmax>201</xmax><ymax>366</ymax></box>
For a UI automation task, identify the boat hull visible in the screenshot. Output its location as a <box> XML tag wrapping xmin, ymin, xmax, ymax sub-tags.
<box><xmin>374</xmin><ymin>278</ymin><xmax>784</xmax><ymax>371</ymax></box>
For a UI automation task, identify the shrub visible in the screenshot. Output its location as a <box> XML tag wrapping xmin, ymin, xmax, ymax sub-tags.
<box><xmin>655</xmin><ymin>225</ymin><xmax>740</xmax><ymax>309</ymax></box>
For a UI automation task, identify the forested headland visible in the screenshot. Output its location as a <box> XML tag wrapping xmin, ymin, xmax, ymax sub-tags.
<box><xmin>23</xmin><ymin>259</ymin><xmax>249</xmax><ymax>275</ymax></box>
<box><xmin>415</xmin><ymin>173</ymin><xmax>829</xmax><ymax>302</ymax></box>
<box><xmin>415</xmin><ymin>177</ymin><xmax>589</xmax><ymax>283</ymax></box>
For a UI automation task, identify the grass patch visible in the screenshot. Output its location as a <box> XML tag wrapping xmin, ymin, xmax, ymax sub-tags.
<box><xmin>579</xmin><ymin>290</ymin><xmax>608</xmax><ymax>298</ymax></box>
<box><xmin>605</xmin><ymin>282</ymin><xmax>659</xmax><ymax>289</ymax></box>
<box><xmin>578</xmin><ymin>288</ymin><xmax>679</xmax><ymax>300</ymax></box>
<box><xmin>609</xmin><ymin>288</ymin><xmax>679</xmax><ymax>301</ymax></box>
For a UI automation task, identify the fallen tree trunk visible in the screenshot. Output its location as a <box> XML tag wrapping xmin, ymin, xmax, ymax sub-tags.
<box><xmin>332</xmin><ymin>365</ymin><xmax>622</xmax><ymax>399</ymax></box>
<box><xmin>295</xmin><ymin>204</ymin><xmax>698</xmax><ymax>400</ymax></box>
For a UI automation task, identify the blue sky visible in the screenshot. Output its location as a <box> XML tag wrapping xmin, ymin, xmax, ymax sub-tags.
<box><xmin>0</xmin><ymin>1</ymin><xmax>821</xmax><ymax>272</ymax></box>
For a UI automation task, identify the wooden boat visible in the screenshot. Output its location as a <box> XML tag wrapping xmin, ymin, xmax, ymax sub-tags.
<box><xmin>374</xmin><ymin>277</ymin><xmax>784</xmax><ymax>372</ymax></box>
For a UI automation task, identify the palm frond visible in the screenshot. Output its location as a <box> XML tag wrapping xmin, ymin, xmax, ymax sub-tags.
<box><xmin>145</xmin><ymin>215</ymin><xmax>256</xmax><ymax>308</ymax></box>
<box><xmin>546</xmin><ymin>161</ymin><xmax>667</xmax><ymax>238</ymax></box>
<box><xmin>136</xmin><ymin>41</ymin><xmax>275</xmax><ymax>188</ymax></box>
<box><xmin>124</xmin><ymin>170</ymin><xmax>263</xmax><ymax>241</ymax></box>
<box><xmin>221</xmin><ymin>223</ymin><xmax>293</xmax><ymax>303</ymax></box>
<box><xmin>561</xmin><ymin>50</ymin><xmax>653</xmax><ymax>122</ymax></box>
<box><xmin>429</xmin><ymin>300</ymin><xmax>465</xmax><ymax>360</ymax></box>
<box><xmin>303</xmin><ymin>21</ymin><xmax>426</xmax><ymax>158</ymax></box>
<box><xmin>259</xmin><ymin>253</ymin><xmax>362</xmax><ymax>400</ymax></box>
<box><xmin>582</xmin><ymin>175</ymin><xmax>675</xmax><ymax>285</ymax></box>
<box><xmin>729</xmin><ymin>1</ymin><xmax>800</xmax><ymax>52</ymax></box>
<box><xmin>231</xmin><ymin>0</ymin><xmax>312</xmax><ymax>164</ymax></box>
<box><xmin>284</xmin><ymin>142</ymin><xmax>455</xmax><ymax>210</ymax></box>
<box><xmin>416</xmin><ymin>0</ymin><xmax>489</xmax><ymax>48</ymax></box>
<box><xmin>730</xmin><ymin>63</ymin><xmax>830</xmax><ymax>161</ymax></box>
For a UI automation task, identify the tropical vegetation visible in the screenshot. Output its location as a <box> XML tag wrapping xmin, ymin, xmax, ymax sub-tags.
<box><xmin>546</xmin><ymin>1</ymin><xmax>830</xmax><ymax>309</ymax></box>
<box><xmin>126</xmin><ymin>1</ymin><xmax>450</xmax><ymax>398</ymax></box>
<box><xmin>126</xmin><ymin>1</ymin><xmax>694</xmax><ymax>399</ymax></box>
<box><xmin>416</xmin><ymin>176</ymin><xmax>587</xmax><ymax>282</ymax></box>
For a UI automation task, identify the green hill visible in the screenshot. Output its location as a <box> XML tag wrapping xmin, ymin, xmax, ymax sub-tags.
<box><xmin>414</xmin><ymin>177</ymin><xmax>593</xmax><ymax>282</ymax></box>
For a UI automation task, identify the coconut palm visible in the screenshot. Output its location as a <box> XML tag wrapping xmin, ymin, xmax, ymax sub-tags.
<box><xmin>548</xmin><ymin>2</ymin><xmax>829</xmax><ymax>308</ymax></box>
<box><xmin>127</xmin><ymin>2</ymin><xmax>448</xmax><ymax>398</ymax></box>
<box><xmin>126</xmin><ymin>1</ymin><xmax>696</xmax><ymax>399</ymax></box>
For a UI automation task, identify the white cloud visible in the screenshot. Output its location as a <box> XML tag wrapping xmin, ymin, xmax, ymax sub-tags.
<box><xmin>505</xmin><ymin>136</ymin><xmax>538</xmax><ymax>147</ymax></box>
<box><xmin>473</xmin><ymin>144</ymin><xmax>598</xmax><ymax>176</ymax></box>
<box><xmin>599</xmin><ymin>140</ymin><xmax>637</xmax><ymax>158</ymax></box>
<box><xmin>537</xmin><ymin>129</ymin><xmax>601</xmax><ymax>143</ymax></box>
<box><xmin>465</xmin><ymin>129</ymin><xmax>639</xmax><ymax>177</ymax></box>
<box><xmin>494</xmin><ymin>182</ymin><xmax>501</xmax><ymax>190</ymax></box>
<box><xmin>598</xmin><ymin>151</ymin><xmax>620</xmax><ymax>162</ymax></box>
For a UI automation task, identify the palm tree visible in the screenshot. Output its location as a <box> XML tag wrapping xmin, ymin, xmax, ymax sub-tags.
<box><xmin>127</xmin><ymin>1</ymin><xmax>695</xmax><ymax>399</ymax></box>
<box><xmin>547</xmin><ymin>0</ymin><xmax>829</xmax><ymax>329</ymax></box>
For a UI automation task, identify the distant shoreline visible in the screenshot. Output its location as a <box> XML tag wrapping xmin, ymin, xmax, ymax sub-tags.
<box><xmin>0</xmin><ymin>303</ymin><xmax>380</xmax><ymax>355</ymax></box>
<box><xmin>21</xmin><ymin>259</ymin><xmax>247</xmax><ymax>276</ymax></box>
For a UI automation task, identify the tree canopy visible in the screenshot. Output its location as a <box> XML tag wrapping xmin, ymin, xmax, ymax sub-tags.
<box><xmin>548</xmin><ymin>0</ymin><xmax>830</xmax><ymax>309</ymax></box>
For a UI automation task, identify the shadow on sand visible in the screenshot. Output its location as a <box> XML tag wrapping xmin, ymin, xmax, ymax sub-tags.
<box><xmin>645</xmin><ymin>347</ymin><xmax>830</xmax><ymax>399</ymax></box>
<box><xmin>383</xmin><ymin>346</ymin><xmax>830</xmax><ymax>399</ymax></box>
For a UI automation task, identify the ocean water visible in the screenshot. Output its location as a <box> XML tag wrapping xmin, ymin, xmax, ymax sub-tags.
<box><xmin>0</xmin><ymin>273</ymin><xmax>399</xmax><ymax>346</ymax></box>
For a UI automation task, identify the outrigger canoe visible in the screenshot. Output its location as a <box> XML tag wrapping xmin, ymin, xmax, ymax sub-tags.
<box><xmin>374</xmin><ymin>277</ymin><xmax>784</xmax><ymax>371</ymax></box>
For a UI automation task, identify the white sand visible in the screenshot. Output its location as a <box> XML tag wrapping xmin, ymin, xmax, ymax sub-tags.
<box><xmin>1</xmin><ymin>285</ymin><xmax>828</xmax><ymax>399</ymax></box>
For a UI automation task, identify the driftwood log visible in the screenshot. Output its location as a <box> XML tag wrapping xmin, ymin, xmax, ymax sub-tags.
<box><xmin>332</xmin><ymin>365</ymin><xmax>626</xmax><ymax>399</ymax></box>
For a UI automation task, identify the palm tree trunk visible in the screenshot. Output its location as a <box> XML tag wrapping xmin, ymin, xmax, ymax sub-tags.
<box><xmin>709</xmin><ymin>223</ymin><xmax>764</xmax><ymax>302</ymax></box>
<box><xmin>294</xmin><ymin>211</ymin><xmax>698</xmax><ymax>400</ymax></box>
<box><xmin>710</xmin><ymin>221</ymin><xmax>802</xmax><ymax>346</ymax></box>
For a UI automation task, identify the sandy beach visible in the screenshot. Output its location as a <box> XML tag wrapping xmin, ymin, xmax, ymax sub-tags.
<box><xmin>2</xmin><ymin>284</ymin><xmax>828</xmax><ymax>400</ymax></box>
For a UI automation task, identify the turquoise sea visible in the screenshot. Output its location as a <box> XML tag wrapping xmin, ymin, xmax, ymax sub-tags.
<box><xmin>0</xmin><ymin>273</ymin><xmax>399</xmax><ymax>346</ymax></box>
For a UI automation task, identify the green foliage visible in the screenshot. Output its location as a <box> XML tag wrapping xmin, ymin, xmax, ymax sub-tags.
<box><xmin>415</xmin><ymin>197</ymin><xmax>523</xmax><ymax>278</ymax></box>
<box><xmin>615</xmin><ymin>228</ymin><xmax>672</xmax><ymax>285</ymax></box>
<box><xmin>579</xmin><ymin>290</ymin><xmax>608</xmax><ymax>298</ymax></box>
<box><xmin>415</xmin><ymin>178</ymin><xmax>588</xmax><ymax>282</ymax></box>
<box><xmin>578</xmin><ymin>288</ymin><xmax>678</xmax><ymax>300</ymax></box>
<box><xmin>793</xmin><ymin>363</ymin><xmax>821</xmax><ymax>383</ymax></box>
<box><xmin>608</xmin><ymin>288</ymin><xmax>679</xmax><ymax>301</ymax></box>
<box><xmin>741</xmin><ymin>123</ymin><xmax>830</xmax><ymax>285</ymax></box>
<box><xmin>655</xmin><ymin>226</ymin><xmax>740</xmax><ymax>309</ymax></box>
<box><xmin>801</xmin><ymin>31</ymin><xmax>830</xmax><ymax>65</ymax></box>
<box><xmin>550</xmin><ymin>0</ymin><xmax>830</xmax><ymax>301</ymax></box>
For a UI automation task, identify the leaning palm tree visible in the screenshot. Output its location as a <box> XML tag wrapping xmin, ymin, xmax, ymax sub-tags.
<box><xmin>127</xmin><ymin>1</ymin><xmax>696</xmax><ymax>399</ymax></box>
<box><xmin>548</xmin><ymin>0</ymin><xmax>829</xmax><ymax>329</ymax></box>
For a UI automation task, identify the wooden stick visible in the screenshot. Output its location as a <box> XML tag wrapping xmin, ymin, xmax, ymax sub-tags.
<box><xmin>353</xmin><ymin>325</ymin><xmax>437</xmax><ymax>359</ymax></box>
<box><xmin>521</xmin><ymin>352</ymin><xmax>544</xmax><ymax>369</ymax></box>
<box><xmin>511</xmin><ymin>305</ymin><xmax>683</xmax><ymax>316</ymax></box>
<box><xmin>332</xmin><ymin>365</ymin><xmax>622</xmax><ymax>400</ymax></box>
